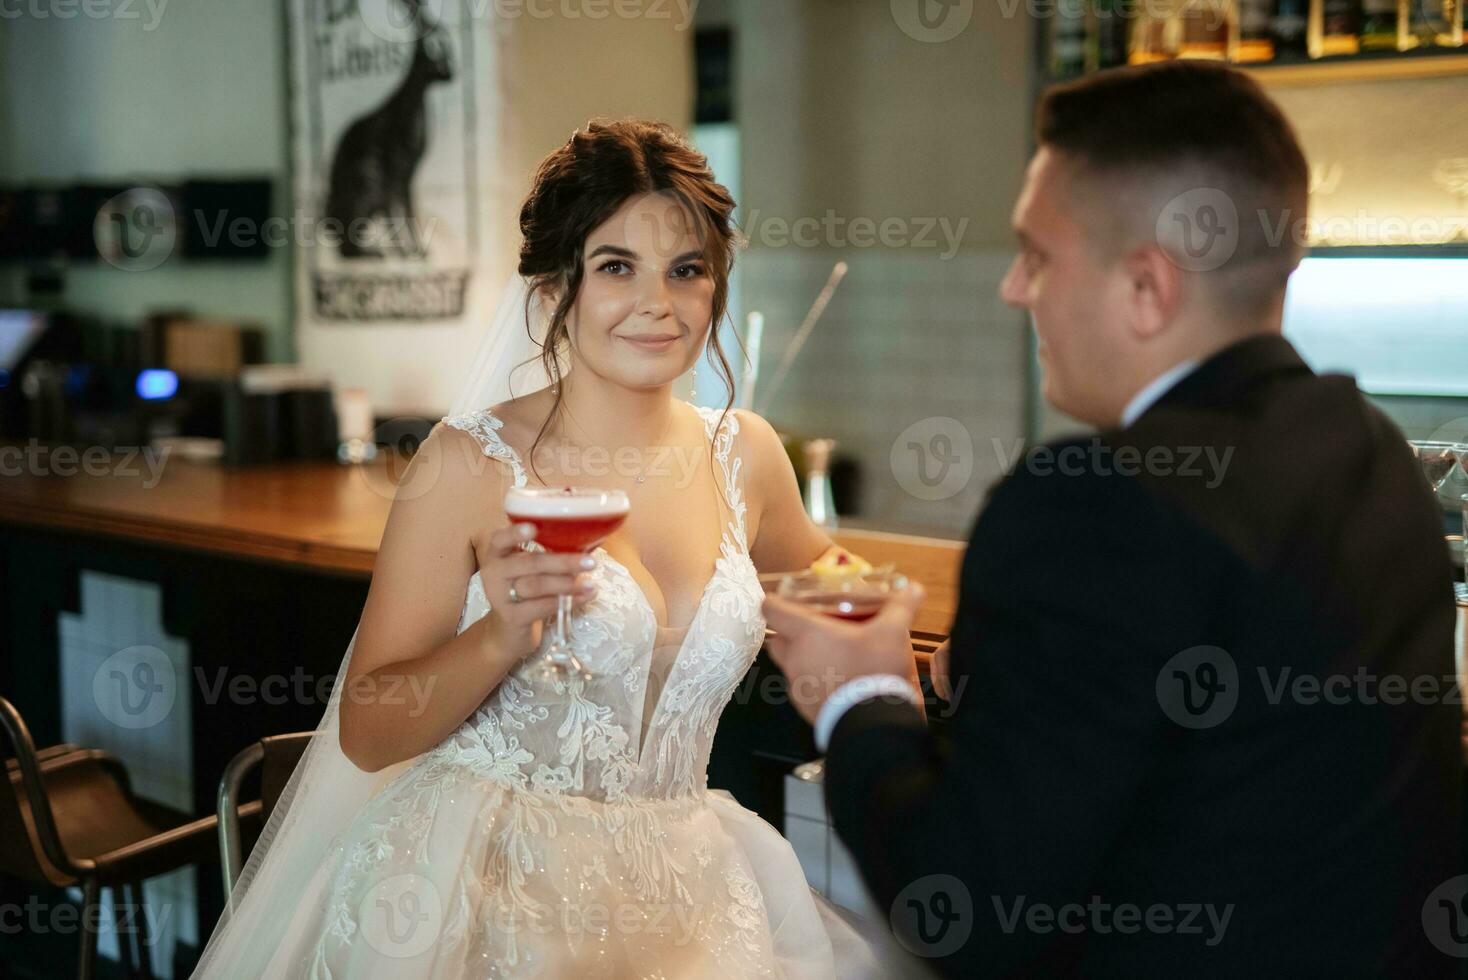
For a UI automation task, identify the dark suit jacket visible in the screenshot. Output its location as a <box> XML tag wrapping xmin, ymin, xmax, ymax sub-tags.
<box><xmin>825</xmin><ymin>334</ymin><xmax>1461</xmax><ymax>977</ymax></box>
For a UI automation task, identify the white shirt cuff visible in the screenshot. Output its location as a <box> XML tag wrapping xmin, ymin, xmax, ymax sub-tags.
<box><xmin>813</xmin><ymin>674</ymin><xmax>922</xmax><ymax>752</ymax></box>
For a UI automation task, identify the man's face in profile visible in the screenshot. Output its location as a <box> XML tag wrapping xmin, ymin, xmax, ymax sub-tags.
<box><xmin>1000</xmin><ymin>147</ymin><xmax>1132</xmax><ymax>427</ymax></box>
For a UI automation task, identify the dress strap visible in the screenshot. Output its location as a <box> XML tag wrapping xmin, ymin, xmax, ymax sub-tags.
<box><xmin>692</xmin><ymin>404</ymin><xmax>749</xmax><ymax>552</ymax></box>
<box><xmin>441</xmin><ymin>408</ymin><xmax>528</xmax><ymax>488</ymax></box>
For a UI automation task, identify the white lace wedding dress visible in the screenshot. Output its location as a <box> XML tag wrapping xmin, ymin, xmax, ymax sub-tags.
<box><xmin>250</xmin><ymin>403</ymin><xmax>914</xmax><ymax>978</ymax></box>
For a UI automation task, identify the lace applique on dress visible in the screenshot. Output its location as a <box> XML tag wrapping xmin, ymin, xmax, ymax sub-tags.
<box><xmin>304</xmin><ymin>403</ymin><xmax>800</xmax><ymax>977</ymax></box>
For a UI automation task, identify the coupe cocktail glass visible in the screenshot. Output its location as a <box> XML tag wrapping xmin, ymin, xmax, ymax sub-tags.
<box><xmin>504</xmin><ymin>486</ymin><xmax>629</xmax><ymax>680</ymax></box>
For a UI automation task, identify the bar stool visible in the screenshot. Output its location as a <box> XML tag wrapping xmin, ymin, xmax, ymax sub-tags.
<box><xmin>0</xmin><ymin>696</ymin><xmax>219</xmax><ymax>980</ymax></box>
<box><xmin>215</xmin><ymin>732</ymin><xmax>312</xmax><ymax>907</ymax></box>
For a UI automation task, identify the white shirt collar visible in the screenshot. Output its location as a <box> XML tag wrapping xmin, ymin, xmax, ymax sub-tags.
<box><xmin>1121</xmin><ymin>359</ymin><xmax>1199</xmax><ymax>428</ymax></box>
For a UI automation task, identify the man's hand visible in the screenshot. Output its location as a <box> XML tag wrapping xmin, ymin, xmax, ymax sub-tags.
<box><xmin>762</xmin><ymin>582</ymin><xmax>926</xmax><ymax>725</ymax></box>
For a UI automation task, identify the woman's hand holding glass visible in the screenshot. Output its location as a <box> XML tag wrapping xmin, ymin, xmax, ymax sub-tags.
<box><xmin>470</xmin><ymin>522</ymin><xmax>598</xmax><ymax>663</ymax></box>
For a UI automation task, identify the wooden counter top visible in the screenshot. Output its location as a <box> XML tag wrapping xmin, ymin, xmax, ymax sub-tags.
<box><xmin>0</xmin><ymin>449</ymin><xmax>962</xmax><ymax>652</ymax></box>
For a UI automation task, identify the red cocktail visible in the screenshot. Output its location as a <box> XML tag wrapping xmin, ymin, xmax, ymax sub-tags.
<box><xmin>504</xmin><ymin>486</ymin><xmax>630</xmax><ymax>679</ymax></box>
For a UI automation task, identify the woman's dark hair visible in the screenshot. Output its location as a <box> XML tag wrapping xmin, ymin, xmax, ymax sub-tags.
<box><xmin>515</xmin><ymin>118</ymin><xmax>741</xmax><ymax>487</ymax></box>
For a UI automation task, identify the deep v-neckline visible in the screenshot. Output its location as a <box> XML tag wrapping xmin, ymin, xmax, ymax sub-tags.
<box><xmin>593</xmin><ymin>544</ymin><xmax>756</xmax><ymax>642</ymax></box>
<box><xmin>454</xmin><ymin>399</ymin><xmax>757</xmax><ymax>765</ymax></box>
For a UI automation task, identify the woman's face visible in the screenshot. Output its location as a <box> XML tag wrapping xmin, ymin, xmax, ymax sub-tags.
<box><xmin>563</xmin><ymin>191</ymin><xmax>716</xmax><ymax>391</ymax></box>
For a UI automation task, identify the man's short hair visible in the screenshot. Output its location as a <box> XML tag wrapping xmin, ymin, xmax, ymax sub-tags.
<box><xmin>1037</xmin><ymin>61</ymin><xmax>1309</xmax><ymax>316</ymax></box>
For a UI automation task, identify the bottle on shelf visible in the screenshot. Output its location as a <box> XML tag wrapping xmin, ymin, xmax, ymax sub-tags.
<box><xmin>1131</xmin><ymin>0</ymin><xmax>1181</xmax><ymax>61</ymax></box>
<box><xmin>1402</xmin><ymin>0</ymin><xmax>1455</xmax><ymax>45</ymax></box>
<box><xmin>1234</xmin><ymin>0</ymin><xmax>1278</xmax><ymax>59</ymax></box>
<box><xmin>802</xmin><ymin>438</ymin><xmax>839</xmax><ymax>530</ymax></box>
<box><xmin>1091</xmin><ymin>0</ymin><xmax>1133</xmax><ymax>69</ymax></box>
<box><xmin>1272</xmin><ymin>0</ymin><xmax>1313</xmax><ymax>56</ymax></box>
<box><xmin>1178</xmin><ymin>0</ymin><xmax>1232</xmax><ymax>57</ymax></box>
<box><xmin>1309</xmin><ymin>0</ymin><xmax>1363</xmax><ymax>56</ymax></box>
<box><xmin>1051</xmin><ymin>0</ymin><xmax>1090</xmax><ymax>76</ymax></box>
<box><xmin>1359</xmin><ymin>0</ymin><xmax>1401</xmax><ymax>47</ymax></box>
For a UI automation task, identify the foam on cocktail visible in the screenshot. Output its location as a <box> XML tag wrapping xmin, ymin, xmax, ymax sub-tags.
<box><xmin>504</xmin><ymin>488</ymin><xmax>631</xmax><ymax>518</ymax></box>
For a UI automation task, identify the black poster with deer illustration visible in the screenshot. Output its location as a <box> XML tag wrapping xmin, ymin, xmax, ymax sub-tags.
<box><xmin>291</xmin><ymin>0</ymin><xmax>478</xmax><ymax>322</ymax></box>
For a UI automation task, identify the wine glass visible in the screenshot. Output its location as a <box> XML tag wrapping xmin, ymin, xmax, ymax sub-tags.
<box><xmin>773</xmin><ymin>566</ymin><xmax>909</xmax><ymax>622</ymax></box>
<box><xmin>1409</xmin><ymin>441</ymin><xmax>1466</xmax><ymax>493</ymax></box>
<box><xmin>503</xmin><ymin>486</ymin><xmax>629</xmax><ymax>680</ymax></box>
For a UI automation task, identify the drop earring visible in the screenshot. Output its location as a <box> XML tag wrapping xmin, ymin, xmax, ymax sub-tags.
<box><xmin>689</xmin><ymin>364</ymin><xmax>698</xmax><ymax>402</ymax></box>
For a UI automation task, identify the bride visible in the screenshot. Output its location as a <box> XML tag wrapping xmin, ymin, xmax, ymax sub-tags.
<box><xmin>192</xmin><ymin>119</ymin><xmax>925</xmax><ymax>977</ymax></box>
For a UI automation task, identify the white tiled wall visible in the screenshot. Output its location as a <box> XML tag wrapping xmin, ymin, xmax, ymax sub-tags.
<box><xmin>58</xmin><ymin>570</ymin><xmax>196</xmax><ymax>978</ymax></box>
<box><xmin>740</xmin><ymin>246</ymin><xmax>1030</xmax><ymax>538</ymax></box>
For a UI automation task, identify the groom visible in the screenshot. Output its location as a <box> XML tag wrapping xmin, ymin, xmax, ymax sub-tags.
<box><xmin>763</xmin><ymin>61</ymin><xmax>1461</xmax><ymax>977</ymax></box>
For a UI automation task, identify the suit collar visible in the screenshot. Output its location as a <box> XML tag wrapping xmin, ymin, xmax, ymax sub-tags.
<box><xmin>1141</xmin><ymin>333</ymin><xmax>1313</xmax><ymax>420</ymax></box>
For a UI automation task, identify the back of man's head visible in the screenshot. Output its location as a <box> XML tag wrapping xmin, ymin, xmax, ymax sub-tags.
<box><xmin>1037</xmin><ymin>61</ymin><xmax>1309</xmax><ymax>320</ymax></box>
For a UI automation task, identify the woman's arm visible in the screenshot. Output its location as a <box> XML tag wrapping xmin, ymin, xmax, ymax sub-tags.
<box><xmin>735</xmin><ymin>410</ymin><xmax>836</xmax><ymax>573</ymax></box>
<box><xmin>338</xmin><ymin>424</ymin><xmax>591</xmax><ymax>772</ymax></box>
<box><xmin>738</xmin><ymin>409</ymin><xmax>925</xmax><ymax>718</ymax></box>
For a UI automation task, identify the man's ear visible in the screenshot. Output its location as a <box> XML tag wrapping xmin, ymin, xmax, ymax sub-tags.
<box><xmin>1121</xmin><ymin>244</ymin><xmax>1183</xmax><ymax>342</ymax></box>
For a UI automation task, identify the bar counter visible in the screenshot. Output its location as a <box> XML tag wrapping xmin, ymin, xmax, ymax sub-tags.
<box><xmin>0</xmin><ymin>449</ymin><xmax>961</xmax><ymax>652</ymax></box>
<box><xmin>0</xmin><ymin>445</ymin><xmax>963</xmax><ymax>921</ymax></box>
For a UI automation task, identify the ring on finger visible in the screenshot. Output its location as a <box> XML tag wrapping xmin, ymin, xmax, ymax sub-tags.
<box><xmin>508</xmin><ymin>578</ymin><xmax>523</xmax><ymax>604</ymax></box>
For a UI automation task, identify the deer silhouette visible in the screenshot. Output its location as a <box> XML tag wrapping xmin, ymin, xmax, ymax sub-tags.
<box><xmin>325</xmin><ymin>0</ymin><xmax>454</xmax><ymax>260</ymax></box>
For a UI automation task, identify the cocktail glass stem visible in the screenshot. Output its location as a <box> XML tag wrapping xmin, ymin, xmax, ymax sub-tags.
<box><xmin>538</xmin><ymin>593</ymin><xmax>590</xmax><ymax>680</ymax></box>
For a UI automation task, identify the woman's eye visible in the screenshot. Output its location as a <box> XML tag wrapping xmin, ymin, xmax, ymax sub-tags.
<box><xmin>671</xmin><ymin>263</ymin><xmax>705</xmax><ymax>280</ymax></box>
<box><xmin>597</xmin><ymin>259</ymin><xmax>629</xmax><ymax>275</ymax></box>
